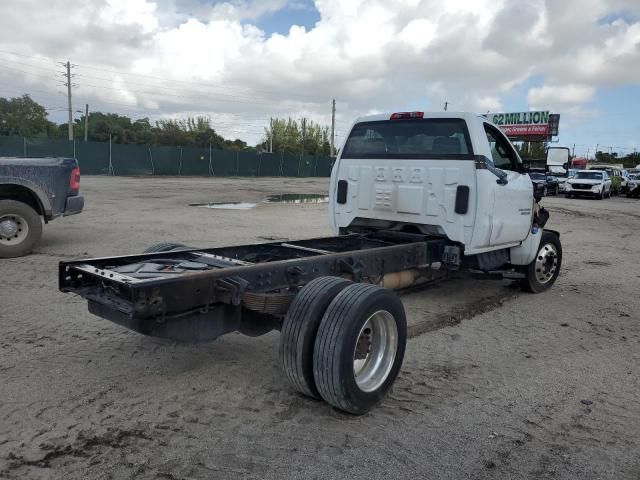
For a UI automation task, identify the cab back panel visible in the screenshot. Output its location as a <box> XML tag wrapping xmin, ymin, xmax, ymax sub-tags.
<box><xmin>334</xmin><ymin>158</ymin><xmax>476</xmax><ymax>245</ymax></box>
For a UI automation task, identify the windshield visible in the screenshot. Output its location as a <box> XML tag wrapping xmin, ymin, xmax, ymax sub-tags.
<box><xmin>341</xmin><ymin>119</ymin><xmax>473</xmax><ymax>159</ymax></box>
<box><xmin>575</xmin><ymin>171</ymin><xmax>603</xmax><ymax>180</ymax></box>
<box><xmin>529</xmin><ymin>172</ymin><xmax>545</xmax><ymax>180</ymax></box>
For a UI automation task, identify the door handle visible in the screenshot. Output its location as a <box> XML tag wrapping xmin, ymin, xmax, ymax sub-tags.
<box><xmin>336</xmin><ymin>180</ymin><xmax>348</xmax><ymax>204</ymax></box>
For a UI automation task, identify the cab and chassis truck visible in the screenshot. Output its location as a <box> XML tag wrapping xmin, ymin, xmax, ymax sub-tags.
<box><xmin>59</xmin><ymin>112</ymin><xmax>562</xmax><ymax>414</ymax></box>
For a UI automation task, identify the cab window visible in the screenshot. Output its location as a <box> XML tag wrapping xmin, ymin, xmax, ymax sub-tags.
<box><xmin>341</xmin><ymin>119</ymin><xmax>474</xmax><ymax>159</ymax></box>
<box><xmin>484</xmin><ymin>124</ymin><xmax>518</xmax><ymax>171</ymax></box>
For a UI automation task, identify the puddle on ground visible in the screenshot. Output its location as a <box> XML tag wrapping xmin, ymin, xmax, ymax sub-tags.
<box><xmin>265</xmin><ymin>193</ymin><xmax>329</xmax><ymax>204</ymax></box>
<box><xmin>189</xmin><ymin>194</ymin><xmax>329</xmax><ymax>210</ymax></box>
<box><xmin>189</xmin><ymin>202</ymin><xmax>258</xmax><ymax>210</ymax></box>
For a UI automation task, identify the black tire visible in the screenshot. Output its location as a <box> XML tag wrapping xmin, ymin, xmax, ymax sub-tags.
<box><xmin>279</xmin><ymin>276</ymin><xmax>353</xmax><ymax>399</ymax></box>
<box><xmin>313</xmin><ymin>283</ymin><xmax>407</xmax><ymax>414</ymax></box>
<box><xmin>597</xmin><ymin>189</ymin><xmax>604</xmax><ymax>200</ymax></box>
<box><xmin>554</xmin><ymin>185</ymin><xmax>559</xmax><ymax>195</ymax></box>
<box><xmin>142</xmin><ymin>242</ymin><xmax>192</xmax><ymax>253</ymax></box>
<box><xmin>542</xmin><ymin>186</ymin><xmax>548</xmax><ymax>196</ymax></box>
<box><xmin>521</xmin><ymin>231</ymin><xmax>562</xmax><ymax>293</ymax></box>
<box><xmin>0</xmin><ymin>200</ymin><xmax>43</xmax><ymax>258</ymax></box>
<box><xmin>566</xmin><ymin>193</ymin><xmax>572</xmax><ymax>199</ymax></box>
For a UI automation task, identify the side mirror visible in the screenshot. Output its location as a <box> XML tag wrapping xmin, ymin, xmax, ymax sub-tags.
<box><xmin>547</xmin><ymin>147</ymin><xmax>570</xmax><ymax>172</ymax></box>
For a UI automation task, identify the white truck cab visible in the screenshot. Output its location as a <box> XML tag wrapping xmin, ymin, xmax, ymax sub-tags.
<box><xmin>330</xmin><ymin>111</ymin><xmax>559</xmax><ymax>289</ymax></box>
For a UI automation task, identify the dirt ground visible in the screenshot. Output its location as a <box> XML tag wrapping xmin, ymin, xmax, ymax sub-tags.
<box><xmin>0</xmin><ymin>176</ymin><xmax>638</xmax><ymax>479</ymax></box>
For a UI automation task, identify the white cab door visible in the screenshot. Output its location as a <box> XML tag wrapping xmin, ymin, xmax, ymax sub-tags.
<box><xmin>483</xmin><ymin>124</ymin><xmax>533</xmax><ymax>247</ymax></box>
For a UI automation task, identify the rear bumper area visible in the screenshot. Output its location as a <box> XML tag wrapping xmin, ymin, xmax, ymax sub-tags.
<box><xmin>63</xmin><ymin>195</ymin><xmax>85</xmax><ymax>216</ymax></box>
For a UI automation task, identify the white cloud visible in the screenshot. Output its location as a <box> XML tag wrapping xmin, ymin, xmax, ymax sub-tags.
<box><xmin>0</xmin><ymin>0</ymin><xmax>639</xmax><ymax>145</ymax></box>
<box><xmin>528</xmin><ymin>84</ymin><xmax>596</xmax><ymax>107</ymax></box>
<box><xmin>474</xmin><ymin>96</ymin><xmax>502</xmax><ymax>113</ymax></box>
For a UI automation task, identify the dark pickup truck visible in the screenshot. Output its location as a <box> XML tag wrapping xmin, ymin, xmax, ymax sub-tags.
<box><xmin>0</xmin><ymin>157</ymin><xmax>84</xmax><ymax>258</ymax></box>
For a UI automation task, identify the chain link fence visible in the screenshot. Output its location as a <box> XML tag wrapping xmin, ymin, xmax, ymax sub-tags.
<box><xmin>0</xmin><ymin>136</ymin><xmax>334</xmax><ymax>177</ymax></box>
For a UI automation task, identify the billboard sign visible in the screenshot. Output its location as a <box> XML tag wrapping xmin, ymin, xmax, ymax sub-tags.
<box><xmin>488</xmin><ymin>111</ymin><xmax>554</xmax><ymax>138</ymax></box>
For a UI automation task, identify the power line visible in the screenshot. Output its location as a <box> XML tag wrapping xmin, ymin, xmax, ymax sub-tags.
<box><xmin>0</xmin><ymin>61</ymin><xmax>289</xmax><ymax>108</ymax></box>
<box><xmin>0</xmin><ymin>49</ymin><xmax>327</xmax><ymax>102</ymax></box>
<box><xmin>0</xmin><ymin>49</ymin><xmax>61</xmax><ymax>62</ymax></box>
<box><xmin>0</xmin><ymin>64</ymin><xmax>63</xmax><ymax>81</ymax></box>
<box><xmin>74</xmin><ymin>63</ymin><xmax>328</xmax><ymax>101</ymax></box>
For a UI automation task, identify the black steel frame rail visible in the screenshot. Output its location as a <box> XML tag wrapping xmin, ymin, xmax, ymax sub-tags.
<box><xmin>60</xmin><ymin>234</ymin><xmax>447</xmax><ymax>320</ymax></box>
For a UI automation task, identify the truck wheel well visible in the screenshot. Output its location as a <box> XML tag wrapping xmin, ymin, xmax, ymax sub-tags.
<box><xmin>0</xmin><ymin>184</ymin><xmax>44</xmax><ymax>217</ymax></box>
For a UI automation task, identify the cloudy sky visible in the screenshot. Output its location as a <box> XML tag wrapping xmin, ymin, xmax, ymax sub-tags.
<box><xmin>1</xmin><ymin>0</ymin><xmax>639</xmax><ymax>156</ymax></box>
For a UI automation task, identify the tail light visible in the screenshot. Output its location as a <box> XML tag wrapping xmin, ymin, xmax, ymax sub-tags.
<box><xmin>390</xmin><ymin>112</ymin><xmax>424</xmax><ymax>120</ymax></box>
<box><xmin>69</xmin><ymin>167</ymin><xmax>80</xmax><ymax>192</ymax></box>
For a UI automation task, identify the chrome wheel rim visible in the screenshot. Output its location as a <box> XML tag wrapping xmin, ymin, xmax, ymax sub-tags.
<box><xmin>535</xmin><ymin>243</ymin><xmax>558</xmax><ymax>284</ymax></box>
<box><xmin>0</xmin><ymin>214</ymin><xmax>28</xmax><ymax>245</ymax></box>
<box><xmin>353</xmin><ymin>310</ymin><xmax>398</xmax><ymax>392</ymax></box>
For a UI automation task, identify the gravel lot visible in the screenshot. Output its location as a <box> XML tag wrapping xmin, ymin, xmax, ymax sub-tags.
<box><xmin>1</xmin><ymin>176</ymin><xmax>638</xmax><ymax>479</ymax></box>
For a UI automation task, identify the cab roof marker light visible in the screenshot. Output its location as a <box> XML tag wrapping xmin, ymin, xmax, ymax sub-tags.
<box><xmin>390</xmin><ymin>112</ymin><xmax>424</xmax><ymax>120</ymax></box>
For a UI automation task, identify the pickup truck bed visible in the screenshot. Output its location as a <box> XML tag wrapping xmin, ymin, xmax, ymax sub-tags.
<box><xmin>0</xmin><ymin>156</ymin><xmax>84</xmax><ymax>257</ymax></box>
<box><xmin>0</xmin><ymin>157</ymin><xmax>84</xmax><ymax>220</ymax></box>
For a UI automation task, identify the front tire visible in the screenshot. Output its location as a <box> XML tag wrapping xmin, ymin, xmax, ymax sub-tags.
<box><xmin>521</xmin><ymin>231</ymin><xmax>562</xmax><ymax>293</ymax></box>
<box><xmin>0</xmin><ymin>200</ymin><xmax>43</xmax><ymax>258</ymax></box>
<box><xmin>279</xmin><ymin>276</ymin><xmax>353</xmax><ymax>399</ymax></box>
<box><xmin>313</xmin><ymin>283</ymin><xmax>407</xmax><ymax>414</ymax></box>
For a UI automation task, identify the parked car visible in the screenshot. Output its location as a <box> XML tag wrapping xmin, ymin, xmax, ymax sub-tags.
<box><xmin>553</xmin><ymin>169</ymin><xmax>578</xmax><ymax>193</ymax></box>
<box><xmin>588</xmin><ymin>165</ymin><xmax>624</xmax><ymax>195</ymax></box>
<box><xmin>565</xmin><ymin>170</ymin><xmax>611</xmax><ymax>199</ymax></box>
<box><xmin>627</xmin><ymin>173</ymin><xmax>640</xmax><ymax>198</ymax></box>
<box><xmin>529</xmin><ymin>171</ymin><xmax>559</xmax><ymax>196</ymax></box>
<box><xmin>0</xmin><ymin>157</ymin><xmax>84</xmax><ymax>258</ymax></box>
<box><xmin>620</xmin><ymin>170</ymin><xmax>631</xmax><ymax>193</ymax></box>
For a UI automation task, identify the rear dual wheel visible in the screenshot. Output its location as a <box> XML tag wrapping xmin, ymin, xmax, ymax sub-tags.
<box><xmin>279</xmin><ymin>277</ymin><xmax>407</xmax><ymax>414</ymax></box>
<box><xmin>279</xmin><ymin>276</ymin><xmax>353</xmax><ymax>398</ymax></box>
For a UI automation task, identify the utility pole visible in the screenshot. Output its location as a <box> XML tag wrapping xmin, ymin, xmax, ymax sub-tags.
<box><xmin>84</xmin><ymin>104</ymin><xmax>89</xmax><ymax>142</ymax></box>
<box><xmin>65</xmin><ymin>61</ymin><xmax>73</xmax><ymax>141</ymax></box>
<box><xmin>572</xmin><ymin>144</ymin><xmax>575</xmax><ymax>157</ymax></box>
<box><xmin>330</xmin><ymin>99</ymin><xmax>336</xmax><ymax>157</ymax></box>
<box><xmin>269</xmin><ymin>117</ymin><xmax>273</xmax><ymax>153</ymax></box>
<box><xmin>444</xmin><ymin>101</ymin><xmax>448</xmax><ymax>111</ymax></box>
<box><xmin>301</xmin><ymin>118</ymin><xmax>306</xmax><ymax>155</ymax></box>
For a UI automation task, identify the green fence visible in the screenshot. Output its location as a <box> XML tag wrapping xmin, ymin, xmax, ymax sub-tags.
<box><xmin>0</xmin><ymin>136</ymin><xmax>335</xmax><ymax>177</ymax></box>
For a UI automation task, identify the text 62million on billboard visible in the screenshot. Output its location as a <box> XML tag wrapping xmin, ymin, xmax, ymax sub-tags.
<box><xmin>490</xmin><ymin>111</ymin><xmax>550</xmax><ymax>137</ymax></box>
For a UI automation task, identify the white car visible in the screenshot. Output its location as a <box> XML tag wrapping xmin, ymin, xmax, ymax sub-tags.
<box><xmin>556</xmin><ymin>169</ymin><xmax>577</xmax><ymax>192</ymax></box>
<box><xmin>627</xmin><ymin>173</ymin><xmax>640</xmax><ymax>198</ymax></box>
<box><xmin>565</xmin><ymin>170</ymin><xmax>611</xmax><ymax>199</ymax></box>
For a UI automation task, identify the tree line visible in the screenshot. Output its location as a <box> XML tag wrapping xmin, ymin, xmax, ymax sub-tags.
<box><xmin>514</xmin><ymin>142</ymin><xmax>639</xmax><ymax>168</ymax></box>
<box><xmin>0</xmin><ymin>94</ymin><xmax>333</xmax><ymax>155</ymax></box>
<box><xmin>258</xmin><ymin>118</ymin><xmax>332</xmax><ymax>156</ymax></box>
